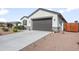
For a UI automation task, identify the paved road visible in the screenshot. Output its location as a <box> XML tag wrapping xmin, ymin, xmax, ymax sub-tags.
<box><xmin>0</xmin><ymin>30</ymin><xmax>49</xmax><ymax>51</ymax></box>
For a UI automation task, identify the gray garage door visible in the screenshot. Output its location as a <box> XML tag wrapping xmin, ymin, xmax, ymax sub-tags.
<box><xmin>32</xmin><ymin>18</ymin><xmax>52</xmax><ymax>31</ymax></box>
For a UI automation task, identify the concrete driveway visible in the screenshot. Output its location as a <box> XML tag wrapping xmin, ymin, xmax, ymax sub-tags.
<box><xmin>0</xmin><ymin>30</ymin><xmax>49</xmax><ymax>51</ymax></box>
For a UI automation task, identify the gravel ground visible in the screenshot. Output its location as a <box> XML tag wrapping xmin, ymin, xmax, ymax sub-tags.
<box><xmin>20</xmin><ymin>32</ymin><xmax>79</xmax><ymax>51</ymax></box>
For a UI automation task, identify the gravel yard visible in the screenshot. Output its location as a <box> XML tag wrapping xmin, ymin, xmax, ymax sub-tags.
<box><xmin>20</xmin><ymin>32</ymin><xmax>79</xmax><ymax>51</ymax></box>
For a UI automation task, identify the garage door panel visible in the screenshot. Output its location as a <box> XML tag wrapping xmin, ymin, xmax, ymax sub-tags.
<box><xmin>32</xmin><ymin>18</ymin><xmax>52</xmax><ymax>31</ymax></box>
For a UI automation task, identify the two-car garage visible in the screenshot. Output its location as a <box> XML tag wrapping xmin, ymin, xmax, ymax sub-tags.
<box><xmin>32</xmin><ymin>17</ymin><xmax>52</xmax><ymax>31</ymax></box>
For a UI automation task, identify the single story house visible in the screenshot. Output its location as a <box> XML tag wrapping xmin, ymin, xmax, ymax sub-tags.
<box><xmin>20</xmin><ymin>8</ymin><xmax>67</xmax><ymax>32</ymax></box>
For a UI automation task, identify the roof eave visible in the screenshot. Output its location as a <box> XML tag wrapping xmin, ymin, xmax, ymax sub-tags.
<box><xmin>20</xmin><ymin>16</ymin><xmax>28</xmax><ymax>20</ymax></box>
<box><xmin>58</xmin><ymin>14</ymin><xmax>67</xmax><ymax>23</ymax></box>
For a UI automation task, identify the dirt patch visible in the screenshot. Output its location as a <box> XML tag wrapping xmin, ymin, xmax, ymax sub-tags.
<box><xmin>20</xmin><ymin>32</ymin><xmax>79</xmax><ymax>51</ymax></box>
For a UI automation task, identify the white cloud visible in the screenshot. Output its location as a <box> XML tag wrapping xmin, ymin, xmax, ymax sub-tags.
<box><xmin>66</xmin><ymin>8</ymin><xmax>79</xmax><ymax>12</ymax></box>
<box><xmin>58</xmin><ymin>10</ymin><xmax>65</xmax><ymax>13</ymax></box>
<box><xmin>45</xmin><ymin>8</ymin><xmax>66</xmax><ymax>14</ymax></box>
<box><xmin>46</xmin><ymin>8</ymin><xmax>53</xmax><ymax>11</ymax></box>
<box><xmin>0</xmin><ymin>18</ymin><xmax>7</xmax><ymax>22</ymax></box>
<box><xmin>44</xmin><ymin>8</ymin><xmax>79</xmax><ymax>14</ymax></box>
<box><xmin>58</xmin><ymin>8</ymin><xmax>79</xmax><ymax>14</ymax></box>
<box><xmin>0</xmin><ymin>8</ymin><xmax>9</xmax><ymax>15</ymax></box>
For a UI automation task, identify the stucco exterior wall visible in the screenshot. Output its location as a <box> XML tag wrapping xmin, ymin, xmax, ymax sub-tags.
<box><xmin>58</xmin><ymin>16</ymin><xmax>65</xmax><ymax>31</ymax></box>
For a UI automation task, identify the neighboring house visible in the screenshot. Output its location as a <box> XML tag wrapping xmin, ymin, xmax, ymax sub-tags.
<box><xmin>20</xmin><ymin>8</ymin><xmax>67</xmax><ymax>32</ymax></box>
<box><xmin>0</xmin><ymin>21</ymin><xmax>20</xmax><ymax>27</ymax></box>
<box><xmin>8</xmin><ymin>21</ymin><xmax>21</xmax><ymax>26</ymax></box>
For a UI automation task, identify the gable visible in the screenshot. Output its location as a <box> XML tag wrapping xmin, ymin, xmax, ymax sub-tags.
<box><xmin>30</xmin><ymin>9</ymin><xmax>57</xmax><ymax>19</ymax></box>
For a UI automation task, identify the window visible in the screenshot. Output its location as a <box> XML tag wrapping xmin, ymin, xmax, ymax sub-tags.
<box><xmin>23</xmin><ymin>20</ymin><xmax>27</xmax><ymax>25</ymax></box>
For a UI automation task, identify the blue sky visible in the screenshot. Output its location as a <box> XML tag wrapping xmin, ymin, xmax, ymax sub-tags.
<box><xmin>0</xmin><ymin>8</ymin><xmax>79</xmax><ymax>23</ymax></box>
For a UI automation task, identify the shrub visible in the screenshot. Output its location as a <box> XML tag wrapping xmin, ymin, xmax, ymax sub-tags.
<box><xmin>12</xmin><ymin>25</ymin><xmax>26</xmax><ymax>32</ymax></box>
<box><xmin>14</xmin><ymin>26</ymin><xmax>26</xmax><ymax>30</ymax></box>
<box><xmin>19</xmin><ymin>26</ymin><xmax>26</xmax><ymax>30</ymax></box>
<box><xmin>7</xmin><ymin>23</ymin><xmax>13</xmax><ymax>28</ymax></box>
<box><xmin>0</xmin><ymin>24</ymin><xmax>4</xmax><ymax>27</ymax></box>
<box><xmin>13</xmin><ymin>27</ymin><xmax>18</xmax><ymax>32</ymax></box>
<box><xmin>2</xmin><ymin>27</ymin><xmax>9</xmax><ymax>32</ymax></box>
